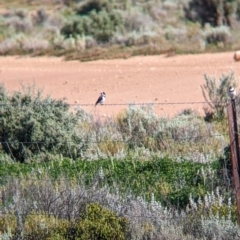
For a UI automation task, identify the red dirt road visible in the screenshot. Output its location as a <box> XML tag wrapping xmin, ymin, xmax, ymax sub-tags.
<box><xmin>0</xmin><ymin>52</ymin><xmax>239</xmax><ymax>118</ymax></box>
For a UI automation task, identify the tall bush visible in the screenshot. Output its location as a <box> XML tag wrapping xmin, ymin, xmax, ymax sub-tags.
<box><xmin>0</xmin><ymin>84</ymin><xmax>83</xmax><ymax>162</ymax></box>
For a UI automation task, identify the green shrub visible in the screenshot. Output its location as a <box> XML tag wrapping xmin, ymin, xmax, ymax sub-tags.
<box><xmin>75</xmin><ymin>203</ymin><xmax>128</xmax><ymax>240</ymax></box>
<box><xmin>0</xmin><ymin>214</ymin><xmax>16</xmax><ymax>235</ymax></box>
<box><xmin>0</xmin><ymin>84</ymin><xmax>84</xmax><ymax>162</ymax></box>
<box><xmin>61</xmin><ymin>4</ymin><xmax>123</xmax><ymax>42</ymax></box>
<box><xmin>0</xmin><ymin>204</ymin><xmax>127</xmax><ymax>240</ymax></box>
<box><xmin>0</xmin><ymin>156</ymin><xmax>219</xmax><ymax>208</ymax></box>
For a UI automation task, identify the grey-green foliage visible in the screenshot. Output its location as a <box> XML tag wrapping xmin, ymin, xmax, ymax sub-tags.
<box><xmin>117</xmin><ymin>104</ymin><xmax>213</xmax><ymax>152</ymax></box>
<box><xmin>201</xmin><ymin>71</ymin><xmax>237</xmax><ymax>120</ymax></box>
<box><xmin>0</xmin><ymin>84</ymin><xmax>83</xmax><ymax>162</ymax></box>
<box><xmin>117</xmin><ymin>104</ymin><xmax>160</xmax><ymax>149</ymax></box>
<box><xmin>203</xmin><ymin>25</ymin><xmax>231</xmax><ymax>45</ymax></box>
<box><xmin>60</xmin><ymin>0</ymin><xmax>123</xmax><ymax>42</ymax></box>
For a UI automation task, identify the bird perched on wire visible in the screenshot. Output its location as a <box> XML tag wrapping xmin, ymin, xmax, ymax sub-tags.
<box><xmin>229</xmin><ymin>86</ymin><xmax>236</xmax><ymax>100</ymax></box>
<box><xmin>95</xmin><ymin>92</ymin><xmax>106</xmax><ymax>106</ymax></box>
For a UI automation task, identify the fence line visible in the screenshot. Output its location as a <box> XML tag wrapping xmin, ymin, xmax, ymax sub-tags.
<box><xmin>0</xmin><ymin>100</ymin><xmax>238</xmax><ymax>107</ymax></box>
<box><xmin>0</xmin><ymin>133</ymin><xmax>228</xmax><ymax>145</ymax></box>
<box><xmin>67</xmin><ymin>101</ymin><xmax>210</xmax><ymax>106</ymax></box>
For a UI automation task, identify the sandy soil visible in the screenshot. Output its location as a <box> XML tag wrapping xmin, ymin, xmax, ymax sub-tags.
<box><xmin>0</xmin><ymin>52</ymin><xmax>239</xmax><ymax>118</ymax></box>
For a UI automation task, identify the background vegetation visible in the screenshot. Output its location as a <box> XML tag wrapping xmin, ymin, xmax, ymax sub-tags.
<box><xmin>1</xmin><ymin>0</ymin><xmax>240</xmax><ymax>60</ymax></box>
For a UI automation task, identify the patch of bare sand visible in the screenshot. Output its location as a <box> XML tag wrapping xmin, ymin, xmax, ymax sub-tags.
<box><xmin>0</xmin><ymin>52</ymin><xmax>239</xmax><ymax>118</ymax></box>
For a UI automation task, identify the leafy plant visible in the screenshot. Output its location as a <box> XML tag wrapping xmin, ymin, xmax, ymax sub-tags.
<box><xmin>75</xmin><ymin>203</ymin><xmax>128</xmax><ymax>240</ymax></box>
<box><xmin>0</xmin><ymin>156</ymin><xmax>221</xmax><ymax>208</ymax></box>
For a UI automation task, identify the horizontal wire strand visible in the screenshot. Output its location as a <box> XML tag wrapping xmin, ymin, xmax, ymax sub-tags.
<box><xmin>0</xmin><ymin>133</ymin><xmax>228</xmax><ymax>145</ymax></box>
<box><xmin>0</xmin><ymin>100</ymin><xmax>237</xmax><ymax>107</ymax></box>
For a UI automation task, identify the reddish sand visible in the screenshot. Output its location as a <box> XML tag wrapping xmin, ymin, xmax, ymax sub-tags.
<box><xmin>0</xmin><ymin>52</ymin><xmax>239</xmax><ymax>118</ymax></box>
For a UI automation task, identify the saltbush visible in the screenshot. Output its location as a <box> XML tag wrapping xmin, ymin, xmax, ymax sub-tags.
<box><xmin>0</xmin><ymin>83</ymin><xmax>226</xmax><ymax>162</ymax></box>
<box><xmin>0</xmin><ymin>84</ymin><xmax>83</xmax><ymax>162</ymax></box>
<box><xmin>116</xmin><ymin>104</ymin><xmax>224</xmax><ymax>155</ymax></box>
<box><xmin>60</xmin><ymin>0</ymin><xmax>123</xmax><ymax>43</ymax></box>
<box><xmin>116</xmin><ymin>104</ymin><xmax>161</xmax><ymax>150</ymax></box>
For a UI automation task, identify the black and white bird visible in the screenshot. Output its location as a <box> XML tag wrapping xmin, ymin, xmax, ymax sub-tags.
<box><xmin>95</xmin><ymin>92</ymin><xmax>106</xmax><ymax>106</ymax></box>
<box><xmin>229</xmin><ymin>86</ymin><xmax>236</xmax><ymax>100</ymax></box>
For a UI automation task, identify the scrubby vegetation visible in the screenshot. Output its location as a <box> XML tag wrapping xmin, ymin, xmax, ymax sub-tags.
<box><xmin>0</xmin><ymin>82</ymin><xmax>228</xmax><ymax>163</ymax></box>
<box><xmin>1</xmin><ymin>0</ymin><xmax>240</xmax><ymax>237</ymax></box>
<box><xmin>0</xmin><ymin>72</ymin><xmax>239</xmax><ymax>238</ymax></box>
<box><xmin>0</xmin><ymin>158</ymin><xmax>238</xmax><ymax>239</ymax></box>
<box><xmin>1</xmin><ymin>0</ymin><xmax>240</xmax><ymax>60</ymax></box>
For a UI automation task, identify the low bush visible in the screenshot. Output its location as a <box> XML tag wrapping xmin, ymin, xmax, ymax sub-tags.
<box><xmin>116</xmin><ymin>104</ymin><xmax>161</xmax><ymax>150</ymax></box>
<box><xmin>0</xmin><ymin>204</ymin><xmax>127</xmax><ymax>240</ymax></box>
<box><xmin>76</xmin><ymin>0</ymin><xmax>113</xmax><ymax>15</ymax></box>
<box><xmin>116</xmin><ymin>104</ymin><xmax>226</xmax><ymax>156</ymax></box>
<box><xmin>203</xmin><ymin>25</ymin><xmax>231</xmax><ymax>46</ymax></box>
<box><xmin>74</xmin><ymin>203</ymin><xmax>128</xmax><ymax>240</ymax></box>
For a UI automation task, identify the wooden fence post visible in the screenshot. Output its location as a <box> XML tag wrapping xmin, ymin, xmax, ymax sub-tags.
<box><xmin>227</xmin><ymin>99</ymin><xmax>240</xmax><ymax>222</ymax></box>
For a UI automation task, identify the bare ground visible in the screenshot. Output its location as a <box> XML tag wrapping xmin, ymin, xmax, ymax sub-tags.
<box><xmin>0</xmin><ymin>52</ymin><xmax>239</xmax><ymax>118</ymax></box>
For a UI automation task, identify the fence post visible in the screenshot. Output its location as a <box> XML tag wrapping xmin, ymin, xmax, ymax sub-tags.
<box><xmin>227</xmin><ymin>99</ymin><xmax>240</xmax><ymax>222</ymax></box>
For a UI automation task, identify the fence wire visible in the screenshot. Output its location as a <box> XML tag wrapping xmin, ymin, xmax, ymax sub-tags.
<box><xmin>0</xmin><ymin>100</ymin><xmax>239</xmax><ymax>107</ymax></box>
